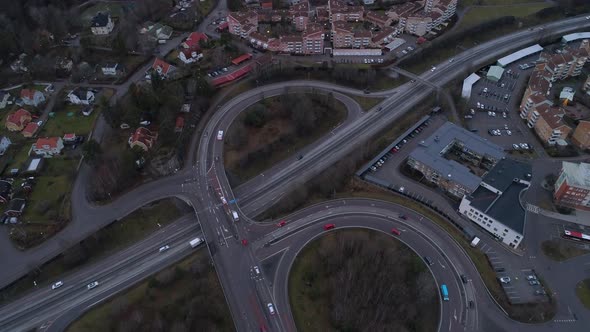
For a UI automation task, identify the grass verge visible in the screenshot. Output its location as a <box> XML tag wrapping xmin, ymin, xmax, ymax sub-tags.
<box><xmin>348</xmin><ymin>94</ymin><xmax>385</xmax><ymax>111</ymax></box>
<box><xmin>458</xmin><ymin>4</ymin><xmax>553</xmax><ymax>30</ymax></box>
<box><xmin>541</xmin><ymin>239</ymin><xmax>590</xmax><ymax>261</ymax></box>
<box><xmin>67</xmin><ymin>249</ymin><xmax>233</xmax><ymax>332</ymax></box>
<box><xmin>576</xmin><ymin>279</ymin><xmax>590</xmax><ymax>310</ymax></box>
<box><xmin>0</xmin><ymin>198</ymin><xmax>187</xmax><ymax>305</ymax></box>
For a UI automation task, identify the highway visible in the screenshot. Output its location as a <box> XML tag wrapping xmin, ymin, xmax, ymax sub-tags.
<box><xmin>1</xmin><ymin>14</ymin><xmax>590</xmax><ymax>332</ymax></box>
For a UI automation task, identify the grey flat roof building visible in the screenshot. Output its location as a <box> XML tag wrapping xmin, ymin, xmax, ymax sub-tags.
<box><xmin>408</xmin><ymin>122</ymin><xmax>505</xmax><ymax>192</ymax></box>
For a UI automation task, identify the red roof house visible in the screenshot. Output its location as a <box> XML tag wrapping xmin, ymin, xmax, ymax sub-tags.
<box><xmin>181</xmin><ymin>32</ymin><xmax>208</xmax><ymax>50</ymax></box>
<box><xmin>6</xmin><ymin>108</ymin><xmax>32</xmax><ymax>132</ymax></box>
<box><xmin>128</xmin><ymin>127</ymin><xmax>158</xmax><ymax>151</ymax></box>
<box><xmin>22</xmin><ymin>122</ymin><xmax>39</xmax><ymax>138</ymax></box>
<box><xmin>31</xmin><ymin>137</ymin><xmax>64</xmax><ymax>158</ymax></box>
<box><xmin>147</xmin><ymin>58</ymin><xmax>175</xmax><ymax>79</ymax></box>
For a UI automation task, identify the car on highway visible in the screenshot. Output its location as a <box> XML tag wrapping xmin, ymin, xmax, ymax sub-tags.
<box><xmin>221</xmin><ymin>196</ymin><xmax>227</xmax><ymax>204</ymax></box>
<box><xmin>87</xmin><ymin>281</ymin><xmax>99</xmax><ymax>290</ymax></box>
<box><xmin>159</xmin><ymin>245</ymin><xmax>170</xmax><ymax>253</ymax></box>
<box><xmin>277</xmin><ymin>220</ymin><xmax>286</xmax><ymax>227</ymax></box>
<box><xmin>253</xmin><ymin>266</ymin><xmax>261</xmax><ymax>275</ymax></box>
<box><xmin>461</xmin><ymin>275</ymin><xmax>468</xmax><ymax>284</ymax></box>
<box><xmin>391</xmin><ymin>228</ymin><xmax>401</xmax><ymax>236</ymax></box>
<box><xmin>241</xmin><ymin>239</ymin><xmax>248</xmax><ymax>246</ymax></box>
<box><xmin>297</xmin><ymin>155</ymin><xmax>303</xmax><ymax>160</ymax></box>
<box><xmin>217</xmin><ymin>130</ymin><xmax>224</xmax><ymax>140</ymax></box>
<box><xmin>449</xmin><ymin>58</ymin><xmax>454</xmax><ymax>63</ymax></box>
<box><xmin>323</xmin><ymin>223</ymin><xmax>335</xmax><ymax>230</ymax></box>
<box><xmin>423</xmin><ymin>256</ymin><xmax>434</xmax><ymax>266</ymax></box>
<box><xmin>430</xmin><ymin>66</ymin><xmax>436</xmax><ymax>72</ymax></box>
<box><xmin>499</xmin><ymin>277</ymin><xmax>511</xmax><ymax>284</ymax></box>
<box><xmin>267</xmin><ymin>303</ymin><xmax>275</xmax><ymax>315</ymax></box>
<box><xmin>51</xmin><ymin>281</ymin><xmax>63</xmax><ymax>290</ymax></box>
<box><xmin>399</xmin><ymin>214</ymin><xmax>407</xmax><ymax>220</ymax></box>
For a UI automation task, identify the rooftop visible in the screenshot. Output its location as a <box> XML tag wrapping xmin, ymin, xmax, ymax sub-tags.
<box><xmin>496</xmin><ymin>44</ymin><xmax>543</xmax><ymax>67</ymax></box>
<box><xmin>561</xmin><ymin>161</ymin><xmax>590</xmax><ymax>189</ymax></box>
<box><xmin>409</xmin><ymin>122</ymin><xmax>505</xmax><ymax>192</ymax></box>
<box><xmin>482</xmin><ymin>158</ymin><xmax>532</xmax><ymax>193</ymax></box>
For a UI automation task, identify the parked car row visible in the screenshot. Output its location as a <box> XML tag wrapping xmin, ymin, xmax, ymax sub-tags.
<box><xmin>478</xmin><ymin>88</ymin><xmax>512</xmax><ymax>104</ymax></box>
<box><xmin>363</xmin><ymin>58</ymin><xmax>384</xmax><ymax>64</ymax></box>
<box><xmin>369</xmin><ymin>121</ymin><xmax>429</xmax><ymax>172</ymax></box>
<box><xmin>207</xmin><ymin>67</ymin><xmax>229</xmax><ymax>77</ymax></box>
<box><xmin>512</xmin><ymin>143</ymin><xmax>531</xmax><ymax>150</ymax></box>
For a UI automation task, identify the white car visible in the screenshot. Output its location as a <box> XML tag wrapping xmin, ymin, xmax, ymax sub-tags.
<box><xmin>526</xmin><ymin>275</ymin><xmax>537</xmax><ymax>281</ymax></box>
<box><xmin>430</xmin><ymin>66</ymin><xmax>436</xmax><ymax>72</ymax></box>
<box><xmin>449</xmin><ymin>58</ymin><xmax>454</xmax><ymax>63</ymax></box>
<box><xmin>499</xmin><ymin>277</ymin><xmax>511</xmax><ymax>284</ymax></box>
<box><xmin>506</xmin><ymin>130</ymin><xmax>512</xmax><ymax>136</ymax></box>
<box><xmin>87</xmin><ymin>281</ymin><xmax>99</xmax><ymax>290</ymax></box>
<box><xmin>51</xmin><ymin>281</ymin><xmax>63</xmax><ymax>290</ymax></box>
<box><xmin>253</xmin><ymin>266</ymin><xmax>261</xmax><ymax>275</ymax></box>
<box><xmin>512</xmin><ymin>144</ymin><xmax>520</xmax><ymax>150</ymax></box>
<box><xmin>267</xmin><ymin>303</ymin><xmax>276</xmax><ymax>315</ymax></box>
<box><xmin>502</xmin><ymin>112</ymin><xmax>507</xmax><ymax>118</ymax></box>
<box><xmin>217</xmin><ymin>130</ymin><xmax>224</xmax><ymax>140</ymax></box>
<box><xmin>504</xmin><ymin>124</ymin><xmax>509</xmax><ymax>130</ymax></box>
<box><xmin>159</xmin><ymin>245</ymin><xmax>170</xmax><ymax>253</ymax></box>
<box><xmin>221</xmin><ymin>197</ymin><xmax>227</xmax><ymax>204</ymax></box>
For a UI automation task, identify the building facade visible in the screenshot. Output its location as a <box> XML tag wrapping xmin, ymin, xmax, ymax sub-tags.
<box><xmin>554</xmin><ymin>161</ymin><xmax>590</xmax><ymax>211</ymax></box>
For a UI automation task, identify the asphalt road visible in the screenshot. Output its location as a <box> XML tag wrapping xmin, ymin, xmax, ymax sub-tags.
<box><xmin>0</xmin><ymin>215</ymin><xmax>203</xmax><ymax>332</ymax></box>
<box><xmin>2</xmin><ymin>13</ymin><xmax>590</xmax><ymax>332</ymax></box>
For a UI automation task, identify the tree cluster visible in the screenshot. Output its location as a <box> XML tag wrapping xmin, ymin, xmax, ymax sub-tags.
<box><xmin>297</xmin><ymin>230</ymin><xmax>438</xmax><ymax>332</ymax></box>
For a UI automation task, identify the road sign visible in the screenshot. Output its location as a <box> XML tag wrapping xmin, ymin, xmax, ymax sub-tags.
<box><xmin>229</xmin><ymin>198</ymin><xmax>238</xmax><ymax>204</ymax></box>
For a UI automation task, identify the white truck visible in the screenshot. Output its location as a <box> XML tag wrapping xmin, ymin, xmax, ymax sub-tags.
<box><xmin>470</xmin><ymin>236</ymin><xmax>480</xmax><ymax>247</ymax></box>
<box><xmin>232</xmin><ymin>210</ymin><xmax>239</xmax><ymax>222</ymax></box>
<box><xmin>189</xmin><ymin>237</ymin><xmax>203</xmax><ymax>248</ymax></box>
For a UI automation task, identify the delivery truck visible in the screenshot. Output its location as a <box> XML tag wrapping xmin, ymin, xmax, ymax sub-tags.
<box><xmin>189</xmin><ymin>237</ymin><xmax>203</xmax><ymax>248</ymax></box>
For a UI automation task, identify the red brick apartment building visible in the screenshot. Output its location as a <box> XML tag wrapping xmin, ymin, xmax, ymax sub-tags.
<box><xmin>554</xmin><ymin>161</ymin><xmax>590</xmax><ymax>211</ymax></box>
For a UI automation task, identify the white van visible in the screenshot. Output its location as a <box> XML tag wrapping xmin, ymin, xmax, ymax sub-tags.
<box><xmin>232</xmin><ymin>210</ymin><xmax>239</xmax><ymax>221</ymax></box>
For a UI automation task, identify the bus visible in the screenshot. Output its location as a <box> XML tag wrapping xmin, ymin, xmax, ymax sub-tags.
<box><xmin>440</xmin><ymin>284</ymin><xmax>449</xmax><ymax>301</ymax></box>
<box><xmin>564</xmin><ymin>229</ymin><xmax>590</xmax><ymax>242</ymax></box>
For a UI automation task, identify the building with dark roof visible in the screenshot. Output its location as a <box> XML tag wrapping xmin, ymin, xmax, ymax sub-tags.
<box><xmin>458</xmin><ymin>158</ymin><xmax>532</xmax><ymax>248</ymax></box>
<box><xmin>90</xmin><ymin>12</ymin><xmax>115</xmax><ymax>35</ymax></box>
<box><xmin>406</xmin><ymin>122</ymin><xmax>505</xmax><ymax>198</ymax></box>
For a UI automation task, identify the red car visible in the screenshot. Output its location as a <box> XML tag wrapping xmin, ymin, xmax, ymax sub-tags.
<box><xmin>241</xmin><ymin>239</ymin><xmax>248</xmax><ymax>246</ymax></box>
<box><xmin>277</xmin><ymin>220</ymin><xmax>286</xmax><ymax>227</ymax></box>
<box><xmin>391</xmin><ymin>228</ymin><xmax>401</xmax><ymax>236</ymax></box>
<box><xmin>323</xmin><ymin>224</ymin><xmax>335</xmax><ymax>231</ymax></box>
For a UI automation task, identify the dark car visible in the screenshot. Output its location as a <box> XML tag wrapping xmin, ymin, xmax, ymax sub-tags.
<box><xmin>461</xmin><ymin>275</ymin><xmax>468</xmax><ymax>284</ymax></box>
<box><xmin>423</xmin><ymin>256</ymin><xmax>434</xmax><ymax>266</ymax></box>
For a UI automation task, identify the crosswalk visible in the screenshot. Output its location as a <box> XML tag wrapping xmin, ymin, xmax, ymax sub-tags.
<box><xmin>553</xmin><ymin>319</ymin><xmax>577</xmax><ymax>323</ymax></box>
<box><xmin>526</xmin><ymin>204</ymin><xmax>541</xmax><ymax>214</ymax></box>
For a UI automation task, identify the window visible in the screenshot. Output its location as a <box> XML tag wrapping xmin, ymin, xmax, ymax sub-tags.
<box><xmin>493</xmin><ymin>228</ymin><xmax>498</xmax><ymax>231</ymax></box>
<box><xmin>504</xmin><ymin>229</ymin><xmax>508</xmax><ymax>233</ymax></box>
<box><xmin>516</xmin><ymin>236</ymin><xmax>520</xmax><ymax>239</ymax></box>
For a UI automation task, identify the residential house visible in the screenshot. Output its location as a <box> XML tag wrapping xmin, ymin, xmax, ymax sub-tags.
<box><xmin>572</xmin><ymin>120</ymin><xmax>590</xmax><ymax>150</ymax></box>
<box><xmin>101</xmin><ymin>63</ymin><xmax>123</xmax><ymax>76</ymax></box>
<box><xmin>55</xmin><ymin>57</ymin><xmax>74</xmax><ymax>76</ymax></box>
<box><xmin>147</xmin><ymin>58</ymin><xmax>175</xmax><ymax>79</ymax></box>
<box><xmin>128</xmin><ymin>127</ymin><xmax>158</xmax><ymax>151</ymax></box>
<box><xmin>31</xmin><ymin>137</ymin><xmax>64</xmax><ymax>158</ymax></box>
<box><xmin>22</xmin><ymin>122</ymin><xmax>39</xmax><ymax>138</ymax></box>
<box><xmin>5</xmin><ymin>198</ymin><xmax>26</xmax><ymax>216</ymax></box>
<box><xmin>67</xmin><ymin>88</ymin><xmax>95</xmax><ymax>105</ymax></box>
<box><xmin>20</xmin><ymin>89</ymin><xmax>45</xmax><ymax>107</ymax></box>
<box><xmin>0</xmin><ymin>137</ymin><xmax>11</xmax><ymax>156</ymax></box>
<box><xmin>6</xmin><ymin>109</ymin><xmax>32</xmax><ymax>132</ymax></box>
<box><xmin>141</xmin><ymin>22</ymin><xmax>173</xmax><ymax>40</ymax></box>
<box><xmin>178</xmin><ymin>49</ymin><xmax>204</xmax><ymax>64</ymax></box>
<box><xmin>91</xmin><ymin>12</ymin><xmax>115</xmax><ymax>35</ymax></box>
<box><xmin>0</xmin><ymin>91</ymin><xmax>14</xmax><ymax>109</ymax></box>
<box><xmin>181</xmin><ymin>32</ymin><xmax>208</xmax><ymax>49</ymax></box>
<box><xmin>63</xmin><ymin>133</ymin><xmax>78</xmax><ymax>144</ymax></box>
<box><xmin>0</xmin><ymin>180</ymin><xmax>11</xmax><ymax>204</ymax></box>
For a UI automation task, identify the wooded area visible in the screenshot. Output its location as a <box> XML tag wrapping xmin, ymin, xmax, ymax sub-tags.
<box><xmin>290</xmin><ymin>229</ymin><xmax>438</xmax><ymax>332</ymax></box>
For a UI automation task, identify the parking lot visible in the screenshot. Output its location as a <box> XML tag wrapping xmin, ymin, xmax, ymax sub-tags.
<box><xmin>482</xmin><ymin>243</ymin><xmax>549</xmax><ymax>304</ymax></box>
<box><xmin>465</xmin><ymin>55</ymin><xmax>542</xmax><ymax>152</ymax></box>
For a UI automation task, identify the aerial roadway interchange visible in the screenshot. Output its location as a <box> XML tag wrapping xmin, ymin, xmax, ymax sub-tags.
<box><xmin>1</xmin><ymin>14</ymin><xmax>590</xmax><ymax>332</ymax></box>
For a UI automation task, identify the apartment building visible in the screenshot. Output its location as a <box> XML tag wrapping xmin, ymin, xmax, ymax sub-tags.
<box><xmin>302</xmin><ymin>23</ymin><xmax>325</xmax><ymax>54</ymax></box>
<box><xmin>332</xmin><ymin>22</ymin><xmax>371</xmax><ymax>49</ymax></box>
<box><xmin>526</xmin><ymin>105</ymin><xmax>572</xmax><ymax>145</ymax></box>
<box><xmin>519</xmin><ymin>92</ymin><xmax>552</xmax><ymax>120</ymax></box>
<box><xmin>572</xmin><ymin>120</ymin><xmax>590</xmax><ymax>150</ymax></box>
<box><xmin>400</xmin><ymin>14</ymin><xmax>432</xmax><ymax>37</ymax></box>
<box><xmin>328</xmin><ymin>0</ymin><xmax>364</xmax><ymax>22</ymax></box>
<box><xmin>459</xmin><ymin>158</ymin><xmax>531</xmax><ymax>248</ymax></box>
<box><xmin>365</xmin><ymin>11</ymin><xmax>393</xmax><ymax>28</ymax></box>
<box><xmin>406</xmin><ymin>122</ymin><xmax>505</xmax><ymax>199</ymax></box>
<box><xmin>281</xmin><ymin>35</ymin><xmax>304</xmax><ymax>54</ymax></box>
<box><xmin>293</xmin><ymin>12</ymin><xmax>309</xmax><ymax>31</ymax></box>
<box><xmin>371</xmin><ymin>26</ymin><xmax>398</xmax><ymax>46</ymax></box>
<box><xmin>554</xmin><ymin>161</ymin><xmax>590</xmax><ymax>211</ymax></box>
<box><xmin>228</xmin><ymin>11</ymin><xmax>258</xmax><ymax>38</ymax></box>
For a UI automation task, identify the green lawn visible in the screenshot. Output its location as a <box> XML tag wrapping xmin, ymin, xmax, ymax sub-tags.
<box><xmin>41</xmin><ymin>105</ymin><xmax>100</xmax><ymax>137</ymax></box>
<box><xmin>576</xmin><ymin>279</ymin><xmax>590</xmax><ymax>310</ymax></box>
<box><xmin>458</xmin><ymin>4</ymin><xmax>553</xmax><ymax>30</ymax></box>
